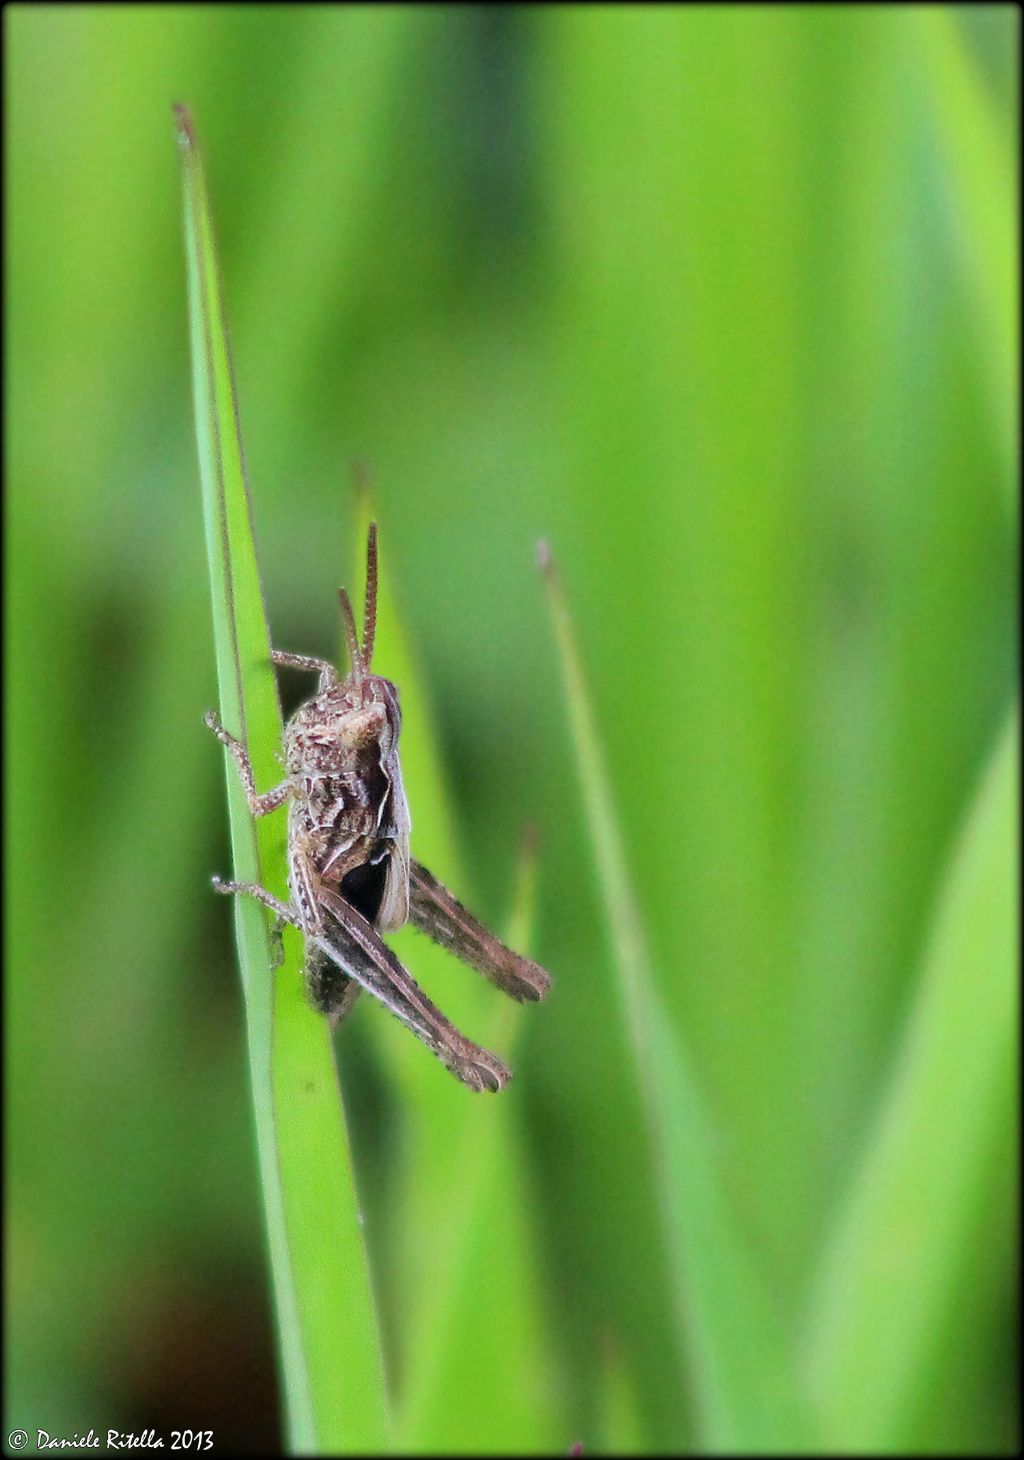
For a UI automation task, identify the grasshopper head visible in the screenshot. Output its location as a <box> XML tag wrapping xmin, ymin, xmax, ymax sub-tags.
<box><xmin>286</xmin><ymin>524</ymin><xmax>402</xmax><ymax>769</ymax></box>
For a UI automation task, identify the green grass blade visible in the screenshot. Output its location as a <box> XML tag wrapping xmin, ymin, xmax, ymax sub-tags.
<box><xmin>803</xmin><ymin>701</ymin><xmax>1019</xmax><ymax>1449</ymax></box>
<box><xmin>915</xmin><ymin>9</ymin><xmax>1018</xmax><ymax>506</ymax></box>
<box><xmin>176</xmin><ymin>105</ymin><xmax>389</xmax><ymax>1454</ymax></box>
<box><xmin>349</xmin><ymin>499</ymin><xmax>562</xmax><ymax>1451</ymax></box>
<box><xmin>541</xmin><ymin>547</ymin><xmax>816</xmax><ymax>1451</ymax></box>
<box><xmin>397</xmin><ymin>834</ymin><xmax>561</xmax><ymax>1452</ymax></box>
<box><xmin>596</xmin><ymin>1340</ymin><xmax>647</xmax><ymax>1455</ymax></box>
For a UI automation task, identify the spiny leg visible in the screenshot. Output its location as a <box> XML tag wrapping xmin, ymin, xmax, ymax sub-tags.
<box><xmin>271</xmin><ymin>649</ymin><xmax>338</xmax><ymax>688</ymax></box>
<box><xmin>204</xmin><ymin>710</ymin><xmax>291</xmax><ymax>816</ymax></box>
<box><xmin>215</xmin><ymin>878</ymin><xmax>344</xmax><ymax>994</ymax></box>
<box><xmin>315</xmin><ymin>886</ymin><xmax>511</xmax><ymax>1092</ymax></box>
<box><xmin>212</xmin><ymin>876</ymin><xmax>301</xmax><ymax>927</ymax></box>
<box><xmin>210</xmin><ymin>869</ymin><xmax>527</xmax><ymax>1077</ymax></box>
<box><xmin>409</xmin><ymin>860</ymin><xmax>552</xmax><ymax>1002</ymax></box>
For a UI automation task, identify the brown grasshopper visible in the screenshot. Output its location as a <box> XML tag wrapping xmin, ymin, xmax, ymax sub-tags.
<box><xmin>205</xmin><ymin>525</ymin><xmax>550</xmax><ymax>1091</ymax></box>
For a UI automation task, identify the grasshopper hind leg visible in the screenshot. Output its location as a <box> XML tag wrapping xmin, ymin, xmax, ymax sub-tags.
<box><xmin>314</xmin><ymin>886</ymin><xmax>512</xmax><ymax>1092</ymax></box>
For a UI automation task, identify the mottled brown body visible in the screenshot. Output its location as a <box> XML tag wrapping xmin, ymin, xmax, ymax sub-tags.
<box><xmin>206</xmin><ymin>525</ymin><xmax>550</xmax><ymax>1091</ymax></box>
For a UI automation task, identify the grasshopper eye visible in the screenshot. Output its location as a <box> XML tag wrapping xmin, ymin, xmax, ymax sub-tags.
<box><xmin>380</xmin><ymin>680</ymin><xmax>402</xmax><ymax>740</ymax></box>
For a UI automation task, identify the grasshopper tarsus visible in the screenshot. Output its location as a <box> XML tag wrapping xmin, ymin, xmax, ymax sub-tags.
<box><xmin>203</xmin><ymin>707</ymin><xmax>227</xmax><ymax>738</ymax></box>
<box><xmin>452</xmin><ymin>1047</ymin><xmax>512</xmax><ymax>1094</ymax></box>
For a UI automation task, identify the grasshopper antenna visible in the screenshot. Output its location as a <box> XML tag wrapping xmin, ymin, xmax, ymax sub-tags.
<box><xmin>338</xmin><ymin>588</ymin><xmax>363</xmax><ymax>682</ymax></box>
<box><xmin>338</xmin><ymin>523</ymin><xmax>378</xmax><ymax>681</ymax></box>
<box><xmin>362</xmin><ymin>523</ymin><xmax>378</xmax><ymax>671</ymax></box>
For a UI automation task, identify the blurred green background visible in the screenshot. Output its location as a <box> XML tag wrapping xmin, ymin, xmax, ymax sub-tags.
<box><xmin>7</xmin><ymin>5</ymin><xmax>1018</xmax><ymax>1455</ymax></box>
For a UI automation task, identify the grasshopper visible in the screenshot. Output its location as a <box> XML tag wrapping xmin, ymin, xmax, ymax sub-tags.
<box><xmin>205</xmin><ymin>525</ymin><xmax>550</xmax><ymax>1091</ymax></box>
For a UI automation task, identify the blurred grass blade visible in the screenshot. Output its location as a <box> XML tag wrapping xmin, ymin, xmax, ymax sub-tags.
<box><xmin>176</xmin><ymin>106</ymin><xmax>389</xmax><ymax>1454</ymax></box>
<box><xmin>803</xmin><ymin>701</ymin><xmax>1019</xmax><ymax>1449</ymax></box>
<box><xmin>916</xmin><ymin>9</ymin><xmax>1018</xmax><ymax>504</ymax></box>
<box><xmin>541</xmin><ymin>545</ymin><xmax>815</xmax><ymax>1451</ymax></box>
<box><xmin>350</xmin><ymin>497</ymin><xmax>561</xmax><ymax>1450</ymax></box>
<box><xmin>397</xmin><ymin>831</ymin><xmax>561</xmax><ymax>1451</ymax></box>
<box><xmin>597</xmin><ymin>1337</ymin><xmax>647</xmax><ymax>1455</ymax></box>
